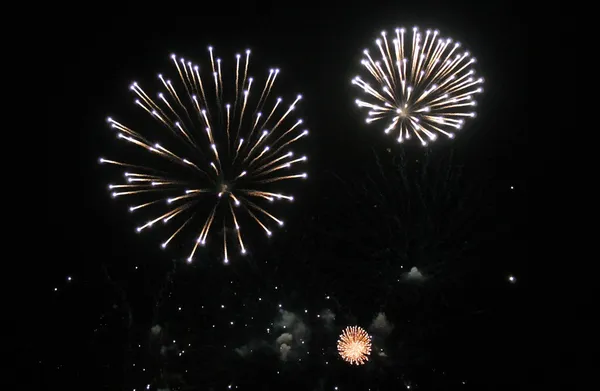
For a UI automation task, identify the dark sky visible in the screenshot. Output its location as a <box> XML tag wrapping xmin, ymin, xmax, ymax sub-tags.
<box><xmin>41</xmin><ymin>1</ymin><xmax>530</xmax><ymax>390</ymax></box>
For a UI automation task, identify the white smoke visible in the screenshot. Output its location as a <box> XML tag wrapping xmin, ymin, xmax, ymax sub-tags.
<box><xmin>369</xmin><ymin>312</ymin><xmax>394</xmax><ymax>336</ymax></box>
<box><xmin>406</xmin><ymin>266</ymin><xmax>424</xmax><ymax>281</ymax></box>
<box><xmin>150</xmin><ymin>324</ymin><xmax>162</xmax><ymax>336</ymax></box>
<box><xmin>235</xmin><ymin>309</ymin><xmax>310</xmax><ymax>362</ymax></box>
<box><xmin>319</xmin><ymin>309</ymin><xmax>336</xmax><ymax>329</ymax></box>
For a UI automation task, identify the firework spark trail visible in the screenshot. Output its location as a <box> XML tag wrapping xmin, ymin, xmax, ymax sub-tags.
<box><xmin>100</xmin><ymin>47</ymin><xmax>309</xmax><ymax>264</ymax></box>
<box><xmin>352</xmin><ymin>26</ymin><xmax>484</xmax><ymax>146</ymax></box>
<box><xmin>337</xmin><ymin>326</ymin><xmax>372</xmax><ymax>365</ymax></box>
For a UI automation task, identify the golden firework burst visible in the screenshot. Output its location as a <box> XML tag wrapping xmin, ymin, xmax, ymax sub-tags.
<box><xmin>337</xmin><ymin>326</ymin><xmax>372</xmax><ymax>365</ymax></box>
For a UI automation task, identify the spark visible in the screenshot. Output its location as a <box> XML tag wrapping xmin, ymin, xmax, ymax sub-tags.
<box><xmin>101</xmin><ymin>47</ymin><xmax>308</xmax><ymax>263</ymax></box>
<box><xmin>352</xmin><ymin>27</ymin><xmax>483</xmax><ymax>145</ymax></box>
<box><xmin>337</xmin><ymin>326</ymin><xmax>372</xmax><ymax>365</ymax></box>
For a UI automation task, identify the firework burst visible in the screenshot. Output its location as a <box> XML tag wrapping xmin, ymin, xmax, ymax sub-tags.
<box><xmin>337</xmin><ymin>326</ymin><xmax>372</xmax><ymax>365</ymax></box>
<box><xmin>100</xmin><ymin>47</ymin><xmax>309</xmax><ymax>264</ymax></box>
<box><xmin>352</xmin><ymin>26</ymin><xmax>484</xmax><ymax>146</ymax></box>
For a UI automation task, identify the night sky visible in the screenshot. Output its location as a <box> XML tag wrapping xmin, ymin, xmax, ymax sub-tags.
<box><xmin>42</xmin><ymin>1</ymin><xmax>530</xmax><ymax>390</ymax></box>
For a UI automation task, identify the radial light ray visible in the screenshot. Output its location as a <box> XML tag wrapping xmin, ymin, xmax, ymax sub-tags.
<box><xmin>101</xmin><ymin>47</ymin><xmax>309</xmax><ymax>264</ymax></box>
<box><xmin>352</xmin><ymin>26</ymin><xmax>484</xmax><ymax>146</ymax></box>
<box><xmin>337</xmin><ymin>325</ymin><xmax>372</xmax><ymax>365</ymax></box>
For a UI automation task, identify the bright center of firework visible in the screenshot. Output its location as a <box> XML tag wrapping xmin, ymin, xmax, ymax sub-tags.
<box><xmin>348</xmin><ymin>342</ymin><xmax>364</xmax><ymax>357</ymax></box>
<box><xmin>397</xmin><ymin>103</ymin><xmax>411</xmax><ymax>118</ymax></box>
<box><xmin>219</xmin><ymin>182</ymin><xmax>231</xmax><ymax>194</ymax></box>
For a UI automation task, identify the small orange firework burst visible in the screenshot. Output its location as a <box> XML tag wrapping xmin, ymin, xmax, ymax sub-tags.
<box><xmin>337</xmin><ymin>326</ymin><xmax>372</xmax><ymax>365</ymax></box>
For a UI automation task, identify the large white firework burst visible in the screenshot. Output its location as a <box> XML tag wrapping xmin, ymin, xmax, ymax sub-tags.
<box><xmin>100</xmin><ymin>47</ymin><xmax>309</xmax><ymax>264</ymax></box>
<box><xmin>352</xmin><ymin>26</ymin><xmax>484</xmax><ymax>146</ymax></box>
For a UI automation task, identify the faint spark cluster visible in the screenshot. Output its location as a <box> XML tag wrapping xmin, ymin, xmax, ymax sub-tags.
<box><xmin>235</xmin><ymin>308</ymin><xmax>310</xmax><ymax>362</ymax></box>
<box><xmin>352</xmin><ymin>26</ymin><xmax>483</xmax><ymax>146</ymax></box>
<box><xmin>49</xmin><ymin>267</ymin><xmax>487</xmax><ymax>390</ymax></box>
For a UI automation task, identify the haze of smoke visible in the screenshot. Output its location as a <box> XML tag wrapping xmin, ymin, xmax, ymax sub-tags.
<box><xmin>406</xmin><ymin>266</ymin><xmax>424</xmax><ymax>281</ymax></box>
<box><xmin>236</xmin><ymin>310</ymin><xmax>310</xmax><ymax>361</ymax></box>
<box><xmin>319</xmin><ymin>309</ymin><xmax>336</xmax><ymax>329</ymax></box>
<box><xmin>369</xmin><ymin>312</ymin><xmax>394</xmax><ymax>336</ymax></box>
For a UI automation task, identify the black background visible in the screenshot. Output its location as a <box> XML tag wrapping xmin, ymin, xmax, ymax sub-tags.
<box><xmin>39</xmin><ymin>1</ymin><xmax>536</xmax><ymax>390</ymax></box>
